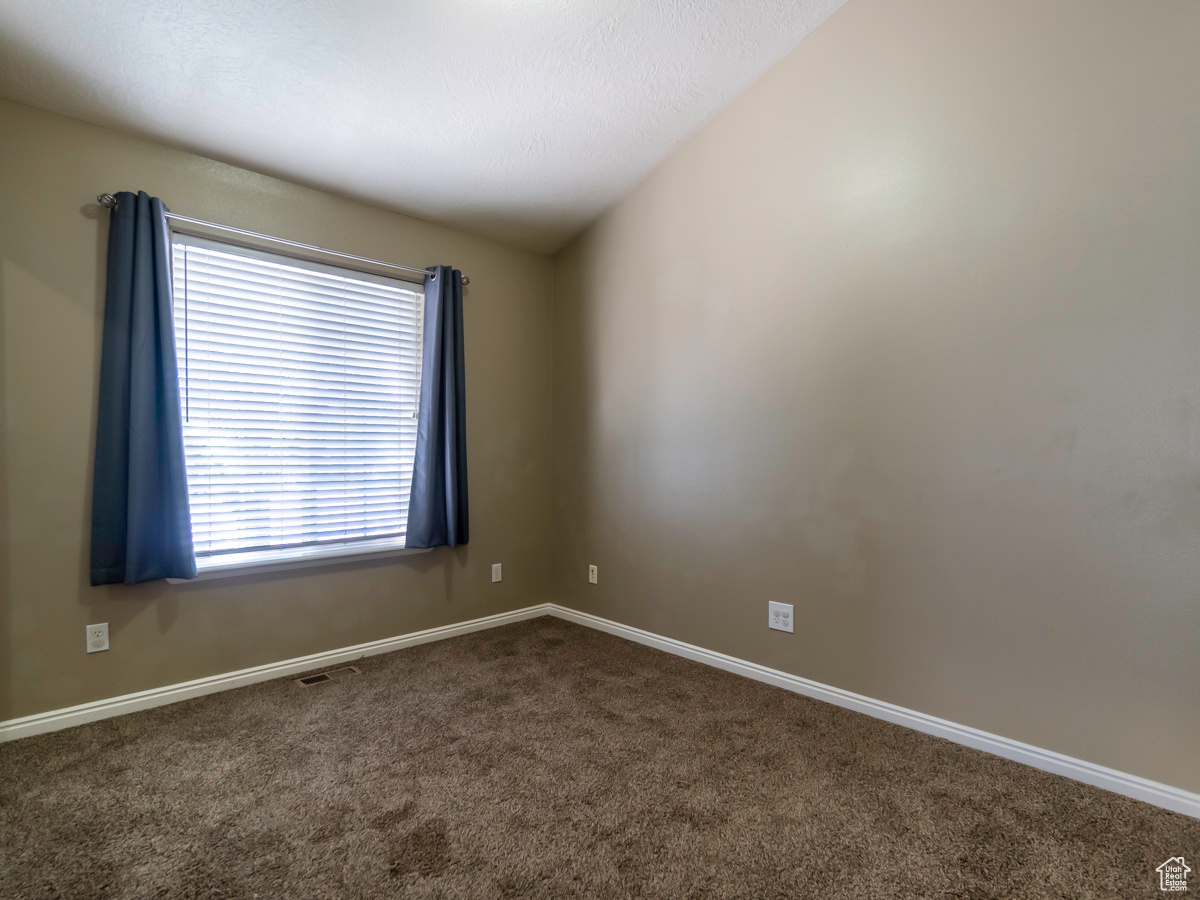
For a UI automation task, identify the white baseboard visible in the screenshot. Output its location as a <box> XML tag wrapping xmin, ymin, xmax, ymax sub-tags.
<box><xmin>2</xmin><ymin>600</ymin><xmax>1195</xmax><ymax>819</ymax></box>
<box><xmin>544</xmin><ymin>604</ymin><xmax>1200</xmax><ymax>819</ymax></box>
<box><xmin>0</xmin><ymin>603</ymin><xmax>553</xmax><ymax>743</ymax></box>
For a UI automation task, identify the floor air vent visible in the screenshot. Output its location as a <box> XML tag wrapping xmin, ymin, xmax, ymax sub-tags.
<box><xmin>295</xmin><ymin>665</ymin><xmax>361</xmax><ymax>687</ymax></box>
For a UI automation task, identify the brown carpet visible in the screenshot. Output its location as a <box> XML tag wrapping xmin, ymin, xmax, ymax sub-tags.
<box><xmin>1</xmin><ymin>617</ymin><xmax>1195</xmax><ymax>899</ymax></box>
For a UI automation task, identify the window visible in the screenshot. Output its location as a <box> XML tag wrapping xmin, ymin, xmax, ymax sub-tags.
<box><xmin>171</xmin><ymin>234</ymin><xmax>423</xmax><ymax>573</ymax></box>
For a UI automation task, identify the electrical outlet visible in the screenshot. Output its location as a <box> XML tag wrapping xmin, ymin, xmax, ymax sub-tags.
<box><xmin>86</xmin><ymin>623</ymin><xmax>109</xmax><ymax>653</ymax></box>
<box><xmin>768</xmin><ymin>602</ymin><xmax>793</xmax><ymax>634</ymax></box>
<box><xmin>491</xmin><ymin>563</ymin><xmax>502</xmax><ymax>583</ymax></box>
<box><xmin>588</xmin><ymin>565</ymin><xmax>598</xmax><ymax>584</ymax></box>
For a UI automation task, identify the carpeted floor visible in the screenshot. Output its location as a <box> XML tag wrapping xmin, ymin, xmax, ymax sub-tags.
<box><xmin>1</xmin><ymin>617</ymin><xmax>1195</xmax><ymax>899</ymax></box>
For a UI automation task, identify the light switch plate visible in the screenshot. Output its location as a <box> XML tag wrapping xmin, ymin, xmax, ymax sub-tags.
<box><xmin>491</xmin><ymin>563</ymin><xmax>502</xmax><ymax>583</ymax></box>
<box><xmin>588</xmin><ymin>565</ymin><xmax>598</xmax><ymax>584</ymax></box>
<box><xmin>768</xmin><ymin>602</ymin><xmax>793</xmax><ymax>633</ymax></box>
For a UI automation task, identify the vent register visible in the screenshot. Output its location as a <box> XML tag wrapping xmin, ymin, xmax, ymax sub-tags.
<box><xmin>295</xmin><ymin>665</ymin><xmax>362</xmax><ymax>687</ymax></box>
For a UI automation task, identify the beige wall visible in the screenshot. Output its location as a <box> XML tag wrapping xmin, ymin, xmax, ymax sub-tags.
<box><xmin>3</xmin><ymin>0</ymin><xmax>1199</xmax><ymax>797</ymax></box>
<box><xmin>551</xmin><ymin>0</ymin><xmax>1200</xmax><ymax>792</ymax></box>
<box><xmin>0</xmin><ymin>99</ymin><xmax>554</xmax><ymax>720</ymax></box>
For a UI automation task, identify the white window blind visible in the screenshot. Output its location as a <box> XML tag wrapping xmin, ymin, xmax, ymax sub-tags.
<box><xmin>171</xmin><ymin>235</ymin><xmax>423</xmax><ymax>562</ymax></box>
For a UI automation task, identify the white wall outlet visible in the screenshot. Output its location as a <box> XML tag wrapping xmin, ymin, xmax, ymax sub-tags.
<box><xmin>588</xmin><ymin>564</ymin><xmax>598</xmax><ymax>584</ymax></box>
<box><xmin>491</xmin><ymin>563</ymin><xmax>502</xmax><ymax>583</ymax></box>
<box><xmin>768</xmin><ymin>602</ymin><xmax>794</xmax><ymax>634</ymax></box>
<box><xmin>87</xmin><ymin>623</ymin><xmax>109</xmax><ymax>653</ymax></box>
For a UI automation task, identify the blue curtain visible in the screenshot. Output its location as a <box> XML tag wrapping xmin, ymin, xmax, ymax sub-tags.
<box><xmin>406</xmin><ymin>266</ymin><xmax>469</xmax><ymax>548</ymax></box>
<box><xmin>90</xmin><ymin>191</ymin><xmax>196</xmax><ymax>584</ymax></box>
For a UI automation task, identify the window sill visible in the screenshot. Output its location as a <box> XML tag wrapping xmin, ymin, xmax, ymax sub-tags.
<box><xmin>168</xmin><ymin>538</ymin><xmax>431</xmax><ymax>583</ymax></box>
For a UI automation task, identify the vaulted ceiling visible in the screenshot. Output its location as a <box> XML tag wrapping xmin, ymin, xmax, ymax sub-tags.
<box><xmin>0</xmin><ymin>0</ymin><xmax>844</xmax><ymax>252</ymax></box>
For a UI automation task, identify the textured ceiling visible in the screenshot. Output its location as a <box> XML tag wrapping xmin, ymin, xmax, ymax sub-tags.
<box><xmin>0</xmin><ymin>0</ymin><xmax>844</xmax><ymax>252</ymax></box>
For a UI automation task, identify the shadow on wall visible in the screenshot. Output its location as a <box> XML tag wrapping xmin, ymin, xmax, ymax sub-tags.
<box><xmin>0</xmin><ymin>241</ymin><xmax>9</xmax><ymax>718</ymax></box>
<box><xmin>550</xmin><ymin>242</ymin><xmax>601</xmax><ymax>610</ymax></box>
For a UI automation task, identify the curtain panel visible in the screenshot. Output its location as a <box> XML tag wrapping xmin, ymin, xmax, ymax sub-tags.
<box><xmin>90</xmin><ymin>191</ymin><xmax>196</xmax><ymax>584</ymax></box>
<box><xmin>406</xmin><ymin>265</ymin><xmax>469</xmax><ymax>548</ymax></box>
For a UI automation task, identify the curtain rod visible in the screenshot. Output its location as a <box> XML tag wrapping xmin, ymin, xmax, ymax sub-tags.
<box><xmin>96</xmin><ymin>194</ymin><xmax>468</xmax><ymax>285</ymax></box>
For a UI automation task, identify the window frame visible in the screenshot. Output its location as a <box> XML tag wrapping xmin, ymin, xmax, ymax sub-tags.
<box><xmin>166</xmin><ymin>223</ymin><xmax>430</xmax><ymax>582</ymax></box>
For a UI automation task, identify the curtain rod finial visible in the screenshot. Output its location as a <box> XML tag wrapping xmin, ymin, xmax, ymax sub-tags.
<box><xmin>462</xmin><ymin>276</ymin><xmax>470</xmax><ymax>286</ymax></box>
<box><xmin>97</xmin><ymin>193</ymin><xmax>117</xmax><ymax>209</ymax></box>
